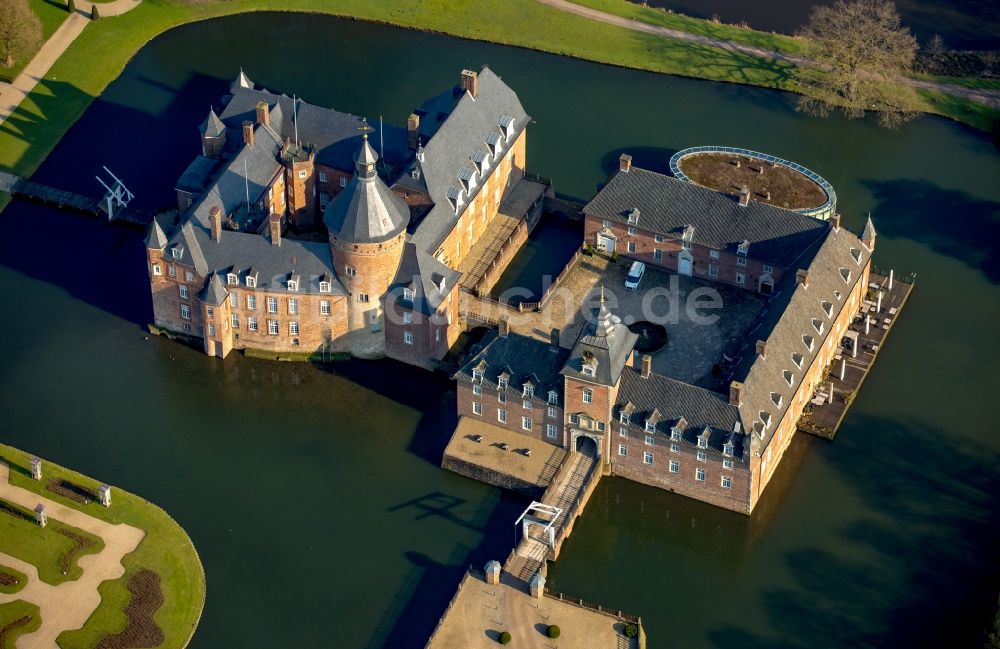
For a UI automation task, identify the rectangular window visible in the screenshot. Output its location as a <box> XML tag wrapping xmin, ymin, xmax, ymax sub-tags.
<box><xmin>208</xmin><ymin>323</ymin><xmax>216</xmax><ymax>337</ymax></box>
<box><xmin>319</xmin><ymin>171</ymin><xmax>328</xmax><ymax>183</ymax></box>
<box><xmin>345</xmin><ymin>266</ymin><xmax>357</xmax><ymax>277</ymax></box>
<box><xmin>498</xmin><ymin>409</ymin><xmax>507</xmax><ymax>423</ymax></box>
<box><xmin>723</xmin><ymin>458</ymin><xmax>734</xmax><ymax>470</ymax></box>
<box><xmin>698</xmin><ymin>438</ymin><xmax>708</xmax><ymax>449</ymax></box>
<box><xmin>231</xmin><ymin>314</ymin><xmax>239</xmax><ymax>329</ymax></box>
<box><xmin>229</xmin><ymin>293</ymin><xmax>237</xmax><ymax>308</ymax></box>
<box><xmin>403</xmin><ymin>331</ymin><xmax>413</xmax><ymax>345</ymax></box>
<box><xmin>340</xmin><ymin>176</ymin><xmax>347</xmax><ymax>188</ymax></box>
<box><xmin>710</xmin><ymin>249</ymin><xmax>720</xmax><ymax>259</ymax></box>
<box><xmin>267</xmin><ymin>296</ymin><xmax>277</xmax><ymax>313</ymax></box>
<box><xmin>737</xmin><ymin>256</ymin><xmax>747</xmax><ymax>267</ymax></box>
<box><xmin>498</xmin><ymin>392</ymin><xmax>506</xmax><ymax>404</ymax></box>
<box><xmin>185</xmin><ymin>271</ymin><xmax>194</xmax><ymax>282</ymax></box>
<box><xmin>298</xmin><ymin>169</ymin><xmax>307</xmax><ymax>179</ymax></box>
<box><xmin>320</xmin><ymin>300</ymin><xmax>331</xmax><ymax>316</ymax></box>
<box><xmin>671</xmin><ymin>443</ymin><xmax>680</xmax><ymax>453</ymax></box>
<box><xmin>548</xmin><ymin>391</ymin><xmax>558</xmax><ymax>405</ymax></box>
<box><xmin>620</xmin><ymin>427</ymin><xmax>627</xmax><ymax>438</ymax></box>
<box><xmin>547</xmin><ymin>406</ymin><xmax>557</xmax><ymax>418</ymax></box>
<box><xmin>473</xmin><ymin>384</ymin><xmax>482</xmax><ymax>396</ymax></box>
<box><xmin>403</xmin><ymin>312</ymin><xmax>413</xmax><ymax>324</ymax></box>
<box><xmin>402</xmin><ymin>287</ymin><xmax>415</xmax><ymax>301</ymax></box>
<box><xmin>168</xmin><ymin>265</ymin><xmax>177</xmax><ymax>278</ymax></box>
<box><xmin>247</xmin><ymin>295</ymin><xmax>257</xmax><ymax>310</ymax></box>
<box><xmin>289</xmin><ymin>321</ymin><xmax>299</xmax><ymax>335</ymax></box>
<box><xmin>602</xmin><ymin>219</ymin><xmax>611</xmax><ymax>228</ymax></box>
<box><xmin>319</xmin><ymin>281</ymin><xmax>331</xmax><ymax>293</ymax></box>
<box><xmin>151</xmin><ymin>264</ymin><xmax>161</xmax><ymax>276</ymax></box>
<box><xmin>682</xmin><ymin>241</ymin><xmax>691</xmax><ymax>251</ymax></box>
<box><xmin>268</xmin><ymin>320</ymin><xmax>279</xmax><ymax>335</ymax></box>
<box><xmin>697</xmin><ymin>450</ymin><xmax>706</xmax><ymax>462</ymax></box>
<box><xmin>654</xmin><ymin>249</ymin><xmax>663</xmax><ymax>261</ymax></box>
<box><xmin>619</xmin><ymin>444</ymin><xmax>627</xmax><ymax>457</ymax></box>
<box><xmin>246</xmin><ymin>276</ymin><xmax>257</xmax><ymax>288</ymax></box>
<box><xmin>644</xmin><ymin>434</ymin><xmax>654</xmax><ymax>445</ymax></box>
<box><xmin>627</xmin><ymin>241</ymin><xmax>636</xmax><ymax>253</ymax></box>
<box><xmin>736</xmin><ymin>272</ymin><xmax>745</xmax><ymax>285</ymax></box>
<box><xmin>721</xmin><ymin>476</ymin><xmax>732</xmax><ymax>489</ymax></box>
<box><xmin>547</xmin><ymin>424</ymin><xmax>558</xmax><ymax>439</ymax></box>
<box><xmin>582</xmin><ymin>389</ymin><xmax>593</xmax><ymax>404</ymax></box>
<box><xmin>695</xmin><ymin>468</ymin><xmax>706</xmax><ymax>481</ymax></box>
<box><xmin>709</xmin><ymin>264</ymin><xmax>719</xmax><ymax>278</ymax></box>
<box><xmin>763</xmin><ymin>264</ymin><xmax>773</xmax><ymax>274</ymax></box>
<box><xmin>248</xmin><ymin>316</ymin><xmax>258</xmax><ymax>331</ymax></box>
<box><xmin>523</xmin><ymin>400</ymin><xmax>533</xmax><ymax>411</ymax></box>
<box><xmin>669</xmin><ymin>459</ymin><xmax>679</xmax><ymax>473</ymax></box>
<box><xmin>357</xmin><ymin>294</ymin><xmax>370</xmax><ymax>303</ymax></box>
<box><xmin>180</xmin><ymin>304</ymin><xmax>191</xmax><ymax>320</ymax></box>
<box><xmin>288</xmin><ymin>298</ymin><xmax>298</xmax><ymax>315</ymax></box>
<box><xmin>179</xmin><ymin>285</ymin><xmax>189</xmax><ymax>299</ymax></box>
<box><xmin>473</xmin><ymin>402</ymin><xmax>482</xmax><ymax>416</ymax></box>
<box><xmin>522</xmin><ymin>417</ymin><xmax>533</xmax><ymax>431</ymax></box>
<box><xmin>206</xmin><ymin>307</ymin><xmax>214</xmax><ymax>318</ymax></box>
<box><xmin>498</xmin><ymin>377</ymin><xmax>508</xmax><ymax>390</ymax></box>
<box><xmin>643</xmin><ymin>451</ymin><xmax>653</xmax><ymax>465</ymax></box>
<box><xmin>627</xmin><ymin>226</ymin><xmax>637</xmax><ymax>236</ymax></box>
<box><xmin>654</xmin><ymin>234</ymin><xmax>664</xmax><ymax>243</ymax></box>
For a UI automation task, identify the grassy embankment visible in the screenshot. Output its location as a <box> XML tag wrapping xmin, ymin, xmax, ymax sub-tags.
<box><xmin>0</xmin><ymin>600</ymin><xmax>42</xmax><ymax>649</ymax></box>
<box><xmin>0</xmin><ymin>445</ymin><xmax>205</xmax><ymax>649</ymax></box>
<box><xmin>0</xmin><ymin>0</ymin><xmax>70</xmax><ymax>83</ymax></box>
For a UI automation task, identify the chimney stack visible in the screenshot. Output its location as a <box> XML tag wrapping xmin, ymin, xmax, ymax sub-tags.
<box><xmin>269</xmin><ymin>213</ymin><xmax>282</xmax><ymax>247</ymax></box>
<box><xmin>755</xmin><ymin>339</ymin><xmax>767</xmax><ymax>358</ymax></box>
<box><xmin>255</xmin><ymin>101</ymin><xmax>270</xmax><ymax>127</ymax></box>
<box><xmin>829</xmin><ymin>213</ymin><xmax>841</xmax><ymax>231</ymax></box>
<box><xmin>407</xmin><ymin>113</ymin><xmax>420</xmax><ymax>150</ymax></box>
<box><xmin>795</xmin><ymin>269</ymin><xmax>809</xmax><ymax>288</ymax></box>
<box><xmin>738</xmin><ymin>186</ymin><xmax>750</xmax><ymax>207</ymax></box>
<box><xmin>460</xmin><ymin>69</ymin><xmax>478</xmax><ymax>98</ymax></box>
<box><xmin>641</xmin><ymin>354</ymin><xmax>652</xmax><ymax>378</ymax></box>
<box><xmin>550</xmin><ymin>328</ymin><xmax>560</xmax><ymax>351</ymax></box>
<box><xmin>498</xmin><ymin>318</ymin><xmax>509</xmax><ymax>338</ymax></box>
<box><xmin>729</xmin><ymin>380</ymin><xmax>744</xmax><ymax>406</ymax></box>
<box><xmin>619</xmin><ymin>154</ymin><xmax>632</xmax><ymax>173</ymax></box>
<box><xmin>242</xmin><ymin>121</ymin><xmax>254</xmax><ymax>147</ymax></box>
<box><xmin>210</xmin><ymin>206</ymin><xmax>222</xmax><ymax>242</ymax></box>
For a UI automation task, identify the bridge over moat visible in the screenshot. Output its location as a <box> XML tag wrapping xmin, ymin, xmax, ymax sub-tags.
<box><xmin>1</xmin><ymin>170</ymin><xmax>156</xmax><ymax>228</ymax></box>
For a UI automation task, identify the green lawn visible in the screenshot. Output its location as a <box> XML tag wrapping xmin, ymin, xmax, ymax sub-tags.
<box><xmin>915</xmin><ymin>73</ymin><xmax>1000</xmax><ymax>91</ymax></box>
<box><xmin>0</xmin><ymin>564</ymin><xmax>27</xmax><ymax>595</ymax></box>
<box><xmin>0</xmin><ymin>600</ymin><xmax>41</xmax><ymax>649</ymax></box>
<box><xmin>0</xmin><ymin>445</ymin><xmax>205</xmax><ymax>649</ymax></box>
<box><xmin>0</xmin><ymin>498</ymin><xmax>104</xmax><ymax>585</ymax></box>
<box><xmin>0</xmin><ymin>0</ymin><xmax>71</xmax><ymax>83</ymax></box>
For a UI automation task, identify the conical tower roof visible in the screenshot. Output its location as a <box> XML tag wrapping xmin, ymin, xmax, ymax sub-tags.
<box><xmin>201</xmin><ymin>107</ymin><xmax>225</xmax><ymax>138</ymax></box>
<box><xmin>861</xmin><ymin>215</ymin><xmax>876</xmax><ymax>243</ymax></box>
<box><xmin>199</xmin><ymin>274</ymin><xmax>228</xmax><ymax>305</ymax></box>
<box><xmin>145</xmin><ymin>219</ymin><xmax>168</xmax><ymax>250</ymax></box>
<box><xmin>324</xmin><ymin>134</ymin><xmax>410</xmax><ymax>245</ymax></box>
<box><xmin>231</xmin><ymin>68</ymin><xmax>254</xmax><ymax>93</ymax></box>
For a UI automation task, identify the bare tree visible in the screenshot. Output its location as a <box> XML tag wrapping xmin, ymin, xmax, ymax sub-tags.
<box><xmin>0</xmin><ymin>0</ymin><xmax>42</xmax><ymax>68</ymax></box>
<box><xmin>796</xmin><ymin>0</ymin><xmax>919</xmax><ymax>128</ymax></box>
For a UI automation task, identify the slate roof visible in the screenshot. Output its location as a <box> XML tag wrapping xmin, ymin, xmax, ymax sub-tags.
<box><xmin>732</xmin><ymin>223</ymin><xmax>872</xmax><ymax>451</ymax></box>
<box><xmin>176</xmin><ymin>156</ymin><xmax>220</xmax><ymax>193</ymax></box>
<box><xmin>145</xmin><ymin>218</ymin><xmax>168</xmax><ymax>250</ymax></box>
<box><xmin>862</xmin><ymin>215</ymin><xmax>876</xmax><ymax>243</ymax></box>
<box><xmin>457</xmin><ymin>331</ymin><xmax>570</xmax><ymax>401</ymax></box>
<box><xmin>323</xmin><ymin>139</ymin><xmax>411</xmax><ymax>245</ymax></box>
<box><xmin>562</xmin><ymin>297</ymin><xmax>638</xmax><ymax>387</ymax></box>
<box><xmin>218</xmin><ymin>87</ymin><xmax>410</xmax><ymax>173</ymax></box>
<box><xmin>388</xmin><ymin>242</ymin><xmax>461</xmax><ymax>315</ymax></box>
<box><xmin>617</xmin><ymin>365</ymin><xmax>744</xmax><ymax>457</ymax></box>
<box><xmin>584</xmin><ymin>167</ymin><xmax>830</xmax><ymax>267</ymax></box>
<box><xmin>406</xmin><ymin>67</ymin><xmax>530</xmax><ymax>255</ymax></box>
<box><xmin>198</xmin><ymin>273</ymin><xmax>228</xmax><ymax>305</ymax></box>
<box><xmin>200</xmin><ymin>108</ymin><xmax>225</xmax><ymax>139</ymax></box>
<box><xmin>230</xmin><ymin>69</ymin><xmax>254</xmax><ymax>94</ymax></box>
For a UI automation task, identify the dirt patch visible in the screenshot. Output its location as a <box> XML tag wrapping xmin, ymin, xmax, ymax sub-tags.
<box><xmin>0</xmin><ymin>569</ymin><xmax>20</xmax><ymax>587</ymax></box>
<box><xmin>95</xmin><ymin>570</ymin><xmax>165</xmax><ymax>649</ymax></box>
<box><xmin>0</xmin><ymin>615</ymin><xmax>35</xmax><ymax>646</ymax></box>
<box><xmin>54</xmin><ymin>528</ymin><xmax>99</xmax><ymax>576</ymax></box>
<box><xmin>678</xmin><ymin>153</ymin><xmax>827</xmax><ymax>210</ymax></box>
<box><xmin>46</xmin><ymin>478</ymin><xmax>96</xmax><ymax>505</ymax></box>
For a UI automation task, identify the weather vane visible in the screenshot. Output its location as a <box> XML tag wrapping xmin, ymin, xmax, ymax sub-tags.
<box><xmin>358</xmin><ymin>117</ymin><xmax>374</xmax><ymax>140</ymax></box>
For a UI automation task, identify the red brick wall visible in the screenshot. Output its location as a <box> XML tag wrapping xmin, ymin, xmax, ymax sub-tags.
<box><xmin>456</xmin><ymin>380</ymin><xmax>565</xmax><ymax>447</ymax></box>
<box><xmin>148</xmin><ymin>250</ymin><xmax>203</xmax><ymax>337</ymax></box>
<box><xmin>224</xmin><ymin>285</ymin><xmax>350</xmax><ymax>355</ymax></box>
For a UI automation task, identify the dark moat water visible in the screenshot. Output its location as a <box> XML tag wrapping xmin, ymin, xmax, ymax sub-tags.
<box><xmin>1</xmin><ymin>13</ymin><xmax>998</xmax><ymax>649</ymax></box>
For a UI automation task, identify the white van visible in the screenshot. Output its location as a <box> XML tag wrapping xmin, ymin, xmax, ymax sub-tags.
<box><xmin>625</xmin><ymin>261</ymin><xmax>645</xmax><ymax>290</ymax></box>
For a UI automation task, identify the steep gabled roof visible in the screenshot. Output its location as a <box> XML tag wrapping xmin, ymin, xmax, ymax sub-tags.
<box><xmin>457</xmin><ymin>332</ymin><xmax>569</xmax><ymax>399</ymax></box>
<box><xmin>387</xmin><ymin>242</ymin><xmax>461</xmax><ymax>315</ymax></box>
<box><xmin>198</xmin><ymin>273</ymin><xmax>229</xmax><ymax>305</ymax></box>
<box><xmin>584</xmin><ymin>167</ymin><xmax>829</xmax><ymax>267</ymax></box>
<box><xmin>562</xmin><ymin>295</ymin><xmax>638</xmax><ymax>387</ymax></box>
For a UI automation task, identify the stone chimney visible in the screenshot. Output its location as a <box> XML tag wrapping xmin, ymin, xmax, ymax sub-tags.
<box><xmin>738</xmin><ymin>187</ymin><xmax>750</xmax><ymax>207</ymax></box>
<box><xmin>829</xmin><ymin>213</ymin><xmax>841</xmax><ymax>231</ymax></box>
<box><xmin>269</xmin><ymin>213</ymin><xmax>281</xmax><ymax>247</ymax></box>
<box><xmin>619</xmin><ymin>153</ymin><xmax>632</xmax><ymax>173</ymax></box>
<box><xmin>498</xmin><ymin>318</ymin><xmax>509</xmax><ymax>338</ymax></box>
<box><xmin>755</xmin><ymin>339</ymin><xmax>766</xmax><ymax>358</ymax></box>
<box><xmin>485</xmin><ymin>560</ymin><xmax>501</xmax><ymax>586</ymax></box>
<box><xmin>242</xmin><ymin>121</ymin><xmax>254</xmax><ymax>147</ymax></box>
<box><xmin>255</xmin><ymin>101</ymin><xmax>270</xmax><ymax>126</ymax></box>
<box><xmin>407</xmin><ymin>113</ymin><xmax>420</xmax><ymax>150</ymax></box>
<box><xmin>29</xmin><ymin>457</ymin><xmax>42</xmax><ymax>481</ymax></box>
<box><xmin>550</xmin><ymin>328</ymin><xmax>560</xmax><ymax>351</ymax></box>
<box><xmin>210</xmin><ymin>206</ymin><xmax>222</xmax><ymax>242</ymax></box>
<box><xmin>729</xmin><ymin>380</ymin><xmax>744</xmax><ymax>406</ymax></box>
<box><xmin>796</xmin><ymin>269</ymin><xmax>809</xmax><ymax>288</ymax></box>
<box><xmin>460</xmin><ymin>69</ymin><xmax>478</xmax><ymax>98</ymax></box>
<box><xmin>641</xmin><ymin>354</ymin><xmax>652</xmax><ymax>378</ymax></box>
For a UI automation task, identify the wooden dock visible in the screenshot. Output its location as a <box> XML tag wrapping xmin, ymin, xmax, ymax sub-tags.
<box><xmin>798</xmin><ymin>270</ymin><xmax>915</xmax><ymax>440</ymax></box>
<box><xmin>6</xmin><ymin>176</ymin><xmax>155</xmax><ymax>228</ymax></box>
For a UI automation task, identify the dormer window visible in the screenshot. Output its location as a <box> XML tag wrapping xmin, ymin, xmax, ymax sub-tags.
<box><xmin>171</xmin><ymin>246</ymin><xmax>183</xmax><ymax>260</ymax></box>
<box><xmin>783</xmin><ymin>370</ymin><xmax>794</xmax><ymax>386</ymax></box>
<box><xmin>522</xmin><ymin>384</ymin><xmax>534</xmax><ymax>398</ymax></box>
<box><xmin>821</xmin><ymin>301</ymin><xmax>833</xmax><ymax>317</ymax></box>
<box><xmin>499</xmin><ymin>114</ymin><xmax>515</xmax><ymax>140</ymax></box>
<box><xmin>628</xmin><ymin>207</ymin><xmax>640</xmax><ymax>224</ymax></box>
<box><xmin>760</xmin><ymin>412</ymin><xmax>772</xmax><ymax>429</ymax></box>
<box><xmin>498</xmin><ymin>376</ymin><xmax>508</xmax><ymax>390</ymax></box>
<box><xmin>723</xmin><ymin>442</ymin><xmax>734</xmax><ymax>457</ymax></box>
<box><xmin>850</xmin><ymin>247</ymin><xmax>862</xmax><ymax>264</ymax></box>
<box><xmin>436</xmin><ymin>277</ymin><xmax>447</xmax><ymax>293</ymax></box>
<box><xmin>583</xmin><ymin>366</ymin><xmax>595</xmax><ymax>377</ymax></box>
<box><xmin>459</xmin><ymin>166</ymin><xmax>476</xmax><ymax>191</ymax></box>
<box><xmin>834</xmin><ymin>290</ymin><xmax>842</xmax><ymax>301</ymax></box>
<box><xmin>403</xmin><ymin>287</ymin><xmax>415</xmax><ymax>302</ymax></box>
<box><xmin>803</xmin><ymin>335</ymin><xmax>815</xmax><ymax>351</ymax></box>
<box><xmin>620</xmin><ymin>412</ymin><xmax>629</xmax><ymax>425</ymax></box>
<box><xmin>771</xmin><ymin>392</ymin><xmax>783</xmax><ymax>407</ymax></box>
<box><xmin>319</xmin><ymin>281</ymin><xmax>331</xmax><ymax>293</ymax></box>
<box><xmin>548</xmin><ymin>390</ymin><xmax>557</xmax><ymax>405</ymax></box>
<box><xmin>246</xmin><ymin>276</ymin><xmax>257</xmax><ymax>288</ymax></box>
<box><xmin>839</xmin><ymin>267</ymin><xmax>851</xmax><ymax>283</ymax></box>
<box><xmin>645</xmin><ymin>420</ymin><xmax>655</xmax><ymax>433</ymax></box>
<box><xmin>792</xmin><ymin>353</ymin><xmax>803</xmax><ymax>368</ymax></box>
<box><xmin>682</xmin><ymin>225</ymin><xmax>695</xmax><ymax>242</ymax></box>
<box><xmin>226</xmin><ymin>273</ymin><xmax>238</xmax><ymax>285</ymax></box>
<box><xmin>472</xmin><ymin>369</ymin><xmax>483</xmax><ymax>383</ymax></box>
<box><xmin>288</xmin><ymin>279</ymin><xmax>298</xmax><ymax>292</ymax></box>
<box><xmin>473</xmin><ymin>149</ymin><xmax>488</xmax><ymax>172</ymax></box>
<box><xmin>697</xmin><ymin>437</ymin><xmax>708</xmax><ymax>449</ymax></box>
<box><xmin>447</xmin><ymin>186</ymin><xmax>462</xmax><ymax>211</ymax></box>
<box><xmin>671</xmin><ymin>427</ymin><xmax>682</xmax><ymax>442</ymax></box>
<box><xmin>486</xmin><ymin>130</ymin><xmax>502</xmax><ymax>156</ymax></box>
<box><xmin>812</xmin><ymin>318</ymin><xmax>824</xmax><ymax>334</ymax></box>
<box><xmin>737</xmin><ymin>240</ymin><xmax>749</xmax><ymax>256</ymax></box>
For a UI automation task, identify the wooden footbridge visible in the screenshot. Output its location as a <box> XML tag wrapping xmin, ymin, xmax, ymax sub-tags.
<box><xmin>1</xmin><ymin>170</ymin><xmax>155</xmax><ymax>228</ymax></box>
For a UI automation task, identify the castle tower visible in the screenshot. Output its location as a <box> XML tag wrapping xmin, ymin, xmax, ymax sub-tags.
<box><xmin>324</xmin><ymin>131</ymin><xmax>410</xmax><ymax>358</ymax></box>
<box><xmin>200</xmin><ymin>107</ymin><xmax>226</xmax><ymax>159</ymax></box>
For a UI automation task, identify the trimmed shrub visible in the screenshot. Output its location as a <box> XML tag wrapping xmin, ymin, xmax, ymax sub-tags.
<box><xmin>90</xmin><ymin>4</ymin><xmax>100</xmax><ymax>19</ymax></box>
<box><xmin>498</xmin><ymin>631</ymin><xmax>512</xmax><ymax>645</ymax></box>
<box><xmin>624</xmin><ymin>622</ymin><xmax>639</xmax><ymax>638</ymax></box>
<box><xmin>547</xmin><ymin>625</ymin><xmax>561</xmax><ymax>638</ymax></box>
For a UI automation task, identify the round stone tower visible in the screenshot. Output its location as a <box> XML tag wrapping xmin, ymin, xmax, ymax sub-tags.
<box><xmin>324</xmin><ymin>133</ymin><xmax>410</xmax><ymax>357</ymax></box>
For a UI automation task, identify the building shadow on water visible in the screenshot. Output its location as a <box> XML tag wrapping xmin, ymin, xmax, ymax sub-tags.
<box><xmin>861</xmin><ymin>177</ymin><xmax>1000</xmax><ymax>284</ymax></box>
<box><xmin>708</xmin><ymin>414</ymin><xmax>1000</xmax><ymax>649</ymax></box>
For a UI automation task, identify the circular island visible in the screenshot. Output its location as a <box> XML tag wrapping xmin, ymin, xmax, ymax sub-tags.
<box><xmin>669</xmin><ymin>146</ymin><xmax>836</xmax><ymax>220</ymax></box>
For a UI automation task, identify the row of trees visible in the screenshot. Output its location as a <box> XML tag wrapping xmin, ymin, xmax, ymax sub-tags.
<box><xmin>0</xmin><ymin>0</ymin><xmax>101</xmax><ymax>71</ymax></box>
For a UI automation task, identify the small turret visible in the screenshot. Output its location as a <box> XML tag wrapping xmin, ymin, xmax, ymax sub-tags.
<box><xmin>861</xmin><ymin>214</ymin><xmax>876</xmax><ymax>250</ymax></box>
